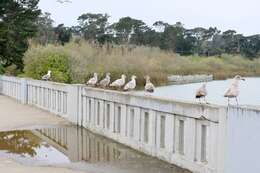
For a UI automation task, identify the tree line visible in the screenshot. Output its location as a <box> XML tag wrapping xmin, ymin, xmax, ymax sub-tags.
<box><xmin>1</xmin><ymin>0</ymin><xmax>260</xmax><ymax>71</ymax></box>
<box><xmin>36</xmin><ymin>12</ymin><xmax>260</xmax><ymax>59</ymax></box>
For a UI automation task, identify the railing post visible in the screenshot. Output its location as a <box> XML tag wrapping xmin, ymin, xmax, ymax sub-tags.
<box><xmin>67</xmin><ymin>84</ymin><xmax>82</xmax><ymax>125</ymax></box>
<box><xmin>217</xmin><ymin>107</ymin><xmax>228</xmax><ymax>173</ymax></box>
<box><xmin>20</xmin><ymin>78</ymin><xmax>28</xmax><ymax>104</ymax></box>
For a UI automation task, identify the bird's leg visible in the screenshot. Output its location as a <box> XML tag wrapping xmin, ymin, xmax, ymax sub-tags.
<box><xmin>204</xmin><ymin>97</ymin><xmax>209</xmax><ymax>104</ymax></box>
<box><xmin>236</xmin><ymin>97</ymin><xmax>239</xmax><ymax>106</ymax></box>
<box><xmin>228</xmin><ymin>98</ymin><xmax>230</xmax><ymax>106</ymax></box>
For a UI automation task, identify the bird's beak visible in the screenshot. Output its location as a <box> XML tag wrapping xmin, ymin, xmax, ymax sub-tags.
<box><xmin>242</xmin><ymin>78</ymin><xmax>246</xmax><ymax>81</ymax></box>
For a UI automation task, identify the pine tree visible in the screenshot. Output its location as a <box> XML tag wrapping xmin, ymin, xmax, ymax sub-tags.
<box><xmin>0</xmin><ymin>0</ymin><xmax>41</xmax><ymax>70</ymax></box>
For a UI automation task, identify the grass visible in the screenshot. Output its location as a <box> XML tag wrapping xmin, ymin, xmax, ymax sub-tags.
<box><xmin>22</xmin><ymin>40</ymin><xmax>260</xmax><ymax>86</ymax></box>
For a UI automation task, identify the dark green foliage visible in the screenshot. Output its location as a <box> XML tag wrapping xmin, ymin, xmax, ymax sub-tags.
<box><xmin>240</xmin><ymin>35</ymin><xmax>260</xmax><ymax>59</ymax></box>
<box><xmin>0</xmin><ymin>0</ymin><xmax>41</xmax><ymax>70</ymax></box>
<box><xmin>69</xmin><ymin>12</ymin><xmax>260</xmax><ymax>58</ymax></box>
<box><xmin>54</xmin><ymin>24</ymin><xmax>72</xmax><ymax>45</ymax></box>
<box><xmin>24</xmin><ymin>46</ymin><xmax>71</xmax><ymax>83</ymax></box>
<box><xmin>33</xmin><ymin>12</ymin><xmax>55</xmax><ymax>45</ymax></box>
<box><xmin>0</xmin><ymin>63</ymin><xmax>4</xmax><ymax>74</ymax></box>
<box><xmin>77</xmin><ymin>13</ymin><xmax>109</xmax><ymax>41</ymax></box>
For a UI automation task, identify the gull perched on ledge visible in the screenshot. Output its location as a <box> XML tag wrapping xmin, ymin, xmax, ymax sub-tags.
<box><xmin>42</xmin><ymin>70</ymin><xmax>51</xmax><ymax>81</ymax></box>
<box><xmin>144</xmin><ymin>76</ymin><xmax>155</xmax><ymax>93</ymax></box>
<box><xmin>124</xmin><ymin>75</ymin><xmax>137</xmax><ymax>91</ymax></box>
<box><xmin>110</xmin><ymin>74</ymin><xmax>126</xmax><ymax>89</ymax></box>
<box><xmin>86</xmin><ymin>73</ymin><xmax>98</xmax><ymax>86</ymax></box>
<box><xmin>195</xmin><ymin>83</ymin><xmax>208</xmax><ymax>103</ymax></box>
<box><xmin>99</xmin><ymin>73</ymin><xmax>111</xmax><ymax>88</ymax></box>
<box><xmin>224</xmin><ymin>75</ymin><xmax>245</xmax><ymax>105</ymax></box>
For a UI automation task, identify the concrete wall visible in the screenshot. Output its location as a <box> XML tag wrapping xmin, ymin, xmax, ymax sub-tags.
<box><xmin>168</xmin><ymin>75</ymin><xmax>213</xmax><ymax>85</ymax></box>
<box><xmin>225</xmin><ymin>106</ymin><xmax>260</xmax><ymax>173</ymax></box>
<box><xmin>0</xmin><ymin>75</ymin><xmax>228</xmax><ymax>173</ymax></box>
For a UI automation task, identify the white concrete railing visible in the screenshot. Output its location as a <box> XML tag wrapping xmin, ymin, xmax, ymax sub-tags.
<box><xmin>79</xmin><ymin>87</ymin><xmax>226</xmax><ymax>173</ymax></box>
<box><xmin>0</xmin><ymin>75</ymin><xmax>227</xmax><ymax>173</ymax></box>
<box><xmin>26</xmin><ymin>79</ymin><xmax>70</xmax><ymax>118</ymax></box>
<box><xmin>0</xmin><ymin>76</ymin><xmax>25</xmax><ymax>102</ymax></box>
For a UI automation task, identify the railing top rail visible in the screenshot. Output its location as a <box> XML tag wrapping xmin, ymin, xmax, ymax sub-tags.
<box><xmin>81</xmin><ymin>86</ymin><xmax>225</xmax><ymax>122</ymax></box>
<box><xmin>26</xmin><ymin>78</ymin><xmax>69</xmax><ymax>92</ymax></box>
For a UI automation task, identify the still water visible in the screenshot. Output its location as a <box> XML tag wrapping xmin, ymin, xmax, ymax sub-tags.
<box><xmin>0</xmin><ymin>125</ymin><xmax>190</xmax><ymax>173</ymax></box>
<box><xmin>137</xmin><ymin>77</ymin><xmax>260</xmax><ymax>106</ymax></box>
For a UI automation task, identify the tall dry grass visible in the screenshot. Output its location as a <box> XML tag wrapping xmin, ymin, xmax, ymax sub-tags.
<box><xmin>23</xmin><ymin>41</ymin><xmax>260</xmax><ymax>86</ymax></box>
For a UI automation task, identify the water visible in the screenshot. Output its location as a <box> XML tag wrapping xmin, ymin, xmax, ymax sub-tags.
<box><xmin>0</xmin><ymin>125</ymin><xmax>190</xmax><ymax>173</ymax></box>
<box><xmin>136</xmin><ymin>77</ymin><xmax>260</xmax><ymax>106</ymax></box>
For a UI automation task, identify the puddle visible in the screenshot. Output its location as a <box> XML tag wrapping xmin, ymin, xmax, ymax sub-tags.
<box><xmin>0</xmin><ymin>126</ymin><xmax>191</xmax><ymax>173</ymax></box>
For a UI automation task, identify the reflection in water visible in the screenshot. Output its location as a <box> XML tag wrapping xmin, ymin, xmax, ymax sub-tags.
<box><xmin>0</xmin><ymin>131</ymin><xmax>42</xmax><ymax>157</ymax></box>
<box><xmin>0</xmin><ymin>126</ymin><xmax>190</xmax><ymax>173</ymax></box>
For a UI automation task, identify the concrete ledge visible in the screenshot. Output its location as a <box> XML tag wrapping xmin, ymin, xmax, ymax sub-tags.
<box><xmin>82</xmin><ymin>86</ymin><xmax>222</xmax><ymax>123</ymax></box>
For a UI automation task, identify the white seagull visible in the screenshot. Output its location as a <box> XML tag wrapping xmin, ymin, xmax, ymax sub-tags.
<box><xmin>110</xmin><ymin>74</ymin><xmax>126</xmax><ymax>89</ymax></box>
<box><xmin>42</xmin><ymin>70</ymin><xmax>51</xmax><ymax>81</ymax></box>
<box><xmin>195</xmin><ymin>83</ymin><xmax>208</xmax><ymax>103</ymax></box>
<box><xmin>144</xmin><ymin>76</ymin><xmax>155</xmax><ymax>93</ymax></box>
<box><xmin>224</xmin><ymin>75</ymin><xmax>245</xmax><ymax>105</ymax></box>
<box><xmin>99</xmin><ymin>73</ymin><xmax>111</xmax><ymax>88</ymax></box>
<box><xmin>124</xmin><ymin>75</ymin><xmax>137</xmax><ymax>91</ymax></box>
<box><xmin>86</xmin><ymin>73</ymin><xmax>98</xmax><ymax>86</ymax></box>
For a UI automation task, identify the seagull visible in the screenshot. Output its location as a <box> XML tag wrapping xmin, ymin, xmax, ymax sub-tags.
<box><xmin>42</xmin><ymin>70</ymin><xmax>51</xmax><ymax>81</ymax></box>
<box><xmin>110</xmin><ymin>74</ymin><xmax>126</xmax><ymax>89</ymax></box>
<box><xmin>57</xmin><ymin>0</ymin><xmax>72</xmax><ymax>3</ymax></box>
<box><xmin>195</xmin><ymin>83</ymin><xmax>208</xmax><ymax>103</ymax></box>
<box><xmin>99</xmin><ymin>73</ymin><xmax>111</xmax><ymax>88</ymax></box>
<box><xmin>224</xmin><ymin>75</ymin><xmax>245</xmax><ymax>105</ymax></box>
<box><xmin>86</xmin><ymin>73</ymin><xmax>98</xmax><ymax>86</ymax></box>
<box><xmin>124</xmin><ymin>75</ymin><xmax>137</xmax><ymax>91</ymax></box>
<box><xmin>144</xmin><ymin>76</ymin><xmax>155</xmax><ymax>93</ymax></box>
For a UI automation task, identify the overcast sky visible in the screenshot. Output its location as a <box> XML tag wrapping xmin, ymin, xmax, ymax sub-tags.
<box><xmin>39</xmin><ymin>0</ymin><xmax>260</xmax><ymax>36</ymax></box>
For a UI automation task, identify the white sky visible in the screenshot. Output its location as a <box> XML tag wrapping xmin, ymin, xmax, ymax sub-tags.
<box><xmin>39</xmin><ymin>0</ymin><xmax>260</xmax><ymax>36</ymax></box>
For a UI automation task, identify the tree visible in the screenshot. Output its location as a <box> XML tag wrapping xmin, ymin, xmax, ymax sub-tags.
<box><xmin>153</xmin><ymin>21</ymin><xmax>169</xmax><ymax>32</ymax></box>
<box><xmin>54</xmin><ymin>24</ymin><xmax>72</xmax><ymax>45</ymax></box>
<box><xmin>0</xmin><ymin>0</ymin><xmax>41</xmax><ymax>70</ymax></box>
<box><xmin>112</xmin><ymin>17</ymin><xmax>148</xmax><ymax>44</ymax></box>
<box><xmin>34</xmin><ymin>12</ymin><xmax>55</xmax><ymax>45</ymax></box>
<box><xmin>240</xmin><ymin>35</ymin><xmax>260</xmax><ymax>58</ymax></box>
<box><xmin>77</xmin><ymin>13</ymin><xmax>109</xmax><ymax>41</ymax></box>
<box><xmin>159</xmin><ymin>23</ymin><xmax>186</xmax><ymax>53</ymax></box>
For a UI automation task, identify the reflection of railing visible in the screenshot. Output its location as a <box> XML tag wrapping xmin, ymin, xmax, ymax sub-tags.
<box><xmin>79</xmin><ymin>127</ymin><xmax>141</xmax><ymax>163</ymax></box>
<box><xmin>0</xmin><ymin>75</ymin><xmax>227</xmax><ymax>173</ymax></box>
<box><xmin>36</xmin><ymin>128</ymin><xmax>68</xmax><ymax>149</ymax></box>
<box><xmin>33</xmin><ymin>126</ymin><xmax>146</xmax><ymax>163</ymax></box>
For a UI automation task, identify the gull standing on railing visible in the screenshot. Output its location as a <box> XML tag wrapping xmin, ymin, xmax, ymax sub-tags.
<box><xmin>42</xmin><ymin>70</ymin><xmax>51</xmax><ymax>81</ymax></box>
<box><xmin>195</xmin><ymin>83</ymin><xmax>208</xmax><ymax>103</ymax></box>
<box><xmin>110</xmin><ymin>74</ymin><xmax>126</xmax><ymax>89</ymax></box>
<box><xmin>144</xmin><ymin>76</ymin><xmax>155</xmax><ymax>93</ymax></box>
<box><xmin>124</xmin><ymin>75</ymin><xmax>137</xmax><ymax>91</ymax></box>
<box><xmin>99</xmin><ymin>73</ymin><xmax>111</xmax><ymax>88</ymax></box>
<box><xmin>224</xmin><ymin>75</ymin><xmax>245</xmax><ymax>105</ymax></box>
<box><xmin>86</xmin><ymin>73</ymin><xmax>98</xmax><ymax>86</ymax></box>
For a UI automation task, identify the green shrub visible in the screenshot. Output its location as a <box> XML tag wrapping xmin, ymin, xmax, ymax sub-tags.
<box><xmin>0</xmin><ymin>64</ymin><xmax>4</xmax><ymax>74</ymax></box>
<box><xmin>24</xmin><ymin>45</ymin><xmax>71</xmax><ymax>83</ymax></box>
<box><xmin>23</xmin><ymin>41</ymin><xmax>260</xmax><ymax>86</ymax></box>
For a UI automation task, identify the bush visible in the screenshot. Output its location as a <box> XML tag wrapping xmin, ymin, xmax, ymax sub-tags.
<box><xmin>23</xmin><ymin>41</ymin><xmax>260</xmax><ymax>86</ymax></box>
<box><xmin>0</xmin><ymin>64</ymin><xmax>4</xmax><ymax>74</ymax></box>
<box><xmin>23</xmin><ymin>45</ymin><xmax>71</xmax><ymax>83</ymax></box>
